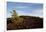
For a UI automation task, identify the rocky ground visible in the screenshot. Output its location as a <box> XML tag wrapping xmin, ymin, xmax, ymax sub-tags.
<box><xmin>7</xmin><ymin>16</ymin><xmax>43</xmax><ymax>30</ymax></box>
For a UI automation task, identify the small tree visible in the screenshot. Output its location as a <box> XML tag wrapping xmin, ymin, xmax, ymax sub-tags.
<box><xmin>11</xmin><ymin>10</ymin><xmax>23</xmax><ymax>24</ymax></box>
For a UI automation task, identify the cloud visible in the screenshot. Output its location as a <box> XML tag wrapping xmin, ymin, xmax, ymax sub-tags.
<box><xmin>7</xmin><ymin>2</ymin><xmax>43</xmax><ymax>18</ymax></box>
<box><xmin>16</xmin><ymin>9</ymin><xmax>43</xmax><ymax>18</ymax></box>
<box><xmin>31</xmin><ymin>9</ymin><xmax>43</xmax><ymax>17</ymax></box>
<box><xmin>15</xmin><ymin>6</ymin><xmax>28</xmax><ymax>8</ymax></box>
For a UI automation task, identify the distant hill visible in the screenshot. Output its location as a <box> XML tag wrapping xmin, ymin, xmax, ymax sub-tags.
<box><xmin>7</xmin><ymin>16</ymin><xmax>43</xmax><ymax>30</ymax></box>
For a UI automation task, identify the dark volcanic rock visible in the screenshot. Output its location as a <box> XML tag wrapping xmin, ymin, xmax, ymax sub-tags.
<box><xmin>7</xmin><ymin>16</ymin><xmax>43</xmax><ymax>30</ymax></box>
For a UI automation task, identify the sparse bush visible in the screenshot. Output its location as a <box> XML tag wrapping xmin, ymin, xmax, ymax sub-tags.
<box><xmin>7</xmin><ymin>10</ymin><xmax>43</xmax><ymax>30</ymax></box>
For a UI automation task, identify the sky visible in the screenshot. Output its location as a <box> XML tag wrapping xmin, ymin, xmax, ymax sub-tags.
<box><xmin>7</xmin><ymin>2</ymin><xmax>43</xmax><ymax>18</ymax></box>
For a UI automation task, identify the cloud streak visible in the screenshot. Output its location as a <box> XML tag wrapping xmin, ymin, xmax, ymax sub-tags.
<box><xmin>7</xmin><ymin>2</ymin><xmax>43</xmax><ymax>18</ymax></box>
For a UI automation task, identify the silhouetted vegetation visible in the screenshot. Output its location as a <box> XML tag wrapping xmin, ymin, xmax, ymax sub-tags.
<box><xmin>7</xmin><ymin>16</ymin><xmax>43</xmax><ymax>30</ymax></box>
<box><xmin>7</xmin><ymin>10</ymin><xmax>43</xmax><ymax>30</ymax></box>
